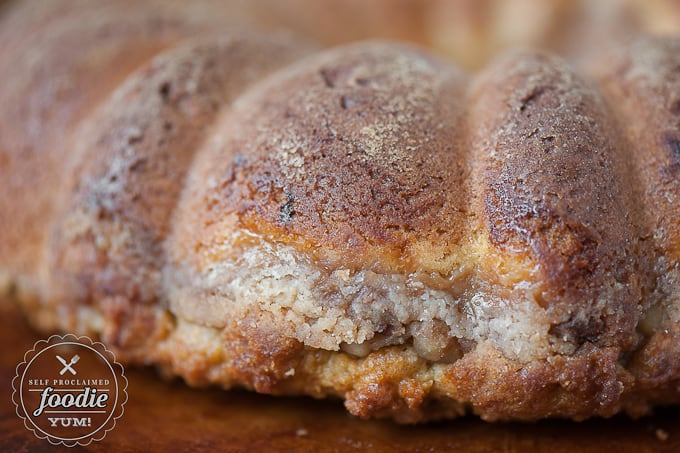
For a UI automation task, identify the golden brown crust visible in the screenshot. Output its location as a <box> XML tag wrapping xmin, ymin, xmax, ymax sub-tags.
<box><xmin>150</xmin><ymin>317</ymin><xmax>675</xmax><ymax>422</ymax></box>
<box><xmin>590</xmin><ymin>36</ymin><xmax>680</xmax><ymax>397</ymax></box>
<box><xmin>0</xmin><ymin>0</ymin><xmax>232</xmax><ymax>296</ymax></box>
<box><xmin>43</xmin><ymin>33</ymin><xmax>313</xmax><ymax>357</ymax></box>
<box><xmin>470</xmin><ymin>50</ymin><xmax>644</xmax><ymax>349</ymax></box>
<box><xmin>592</xmin><ymin>36</ymin><xmax>680</xmax><ymax>259</ymax></box>
<box><xmin>174</xmin><ymin>42</ymin><xmax>470</xmax><ymax>274</ymax></box>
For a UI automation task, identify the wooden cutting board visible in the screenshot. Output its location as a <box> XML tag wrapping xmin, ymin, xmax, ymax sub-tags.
<box><xmin>1</xmin><ymin>299</ymin><xmax>678</xmax><ymax>453</ymax></box>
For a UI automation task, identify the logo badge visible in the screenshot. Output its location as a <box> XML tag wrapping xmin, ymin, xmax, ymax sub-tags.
<box><xmin>12</xmin><ymin>334</ymin><xmax>127</xmax><ymax>447</ymax></box>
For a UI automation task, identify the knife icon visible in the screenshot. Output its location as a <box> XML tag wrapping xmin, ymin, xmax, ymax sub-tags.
<box><xmin>56</xmin><ymin>354</ymin><xmax>80</xmax><ymax>375</ymax></box>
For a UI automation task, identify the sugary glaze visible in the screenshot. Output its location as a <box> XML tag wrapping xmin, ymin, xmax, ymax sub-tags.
<box><xmin>0</xmin><ymin>0</ymin><xmax>678</xmax><ymax>422</ymax></box>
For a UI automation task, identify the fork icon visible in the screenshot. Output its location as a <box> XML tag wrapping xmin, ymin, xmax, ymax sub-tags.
<box><xmin>56</xmin><ymin>354</ymin><xmax>80</xmax><ymax>375</ymax></box>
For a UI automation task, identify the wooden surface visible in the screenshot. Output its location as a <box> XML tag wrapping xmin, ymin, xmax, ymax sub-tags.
<box><xmin>1</xmin><ymin>300</ymin><xmax>678</xmax><ymax>452</ymax></box>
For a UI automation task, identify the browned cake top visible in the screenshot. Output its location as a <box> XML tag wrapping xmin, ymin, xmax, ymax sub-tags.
<box><xmin>172</xmin><ymin>43</ymin><xmax>649</xmax><ymax>353</ymax></box>
<box><xmin>470</xmin><ymin>50</ymin><xmax>644</xmax><ymax>349</ymax></box>
<box><xmin>183</xmin><ymin>42</ymin><xmax>471</xmax><ymax>274</ymax></box>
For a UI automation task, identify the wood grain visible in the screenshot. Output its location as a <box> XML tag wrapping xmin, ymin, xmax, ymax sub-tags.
<box><xmin>1</xmin><ymin>298</ymin><xmax>678</xmax><ymax>452</ymax></box>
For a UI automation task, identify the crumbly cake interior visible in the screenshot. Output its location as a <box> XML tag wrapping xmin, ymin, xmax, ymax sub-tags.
<box><xmin>168</xmin><ymin>231</ymin><xmax>555</xmax><ymax>362</ymax></box>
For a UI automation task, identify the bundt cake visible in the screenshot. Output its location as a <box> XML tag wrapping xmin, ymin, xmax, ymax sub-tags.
<box><xmin>0</xmin><ymin>0</ymin><xmax>678</xmax><ymax>422</ymax></box>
